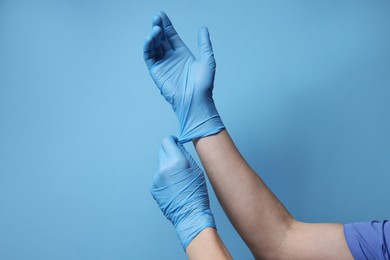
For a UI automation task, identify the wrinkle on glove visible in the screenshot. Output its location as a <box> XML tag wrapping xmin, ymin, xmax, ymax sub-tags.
<box><xmin>173</xmin><ymin>70</ymin><xmax>225</xmax><ymax>143</ymax></box>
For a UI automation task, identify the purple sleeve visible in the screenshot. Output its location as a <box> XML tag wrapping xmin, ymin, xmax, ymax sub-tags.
<box><xmin>344</xmin><ymin>220</ymin><xmax>390</xmax><ymax>260</ymax></box>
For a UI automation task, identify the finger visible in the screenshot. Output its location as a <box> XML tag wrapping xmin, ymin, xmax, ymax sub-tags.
<box><xmin>151</xmin><ymin>26</ymin><xmax>164</xmax><ymax>60</ymax></box>
<box><xmin>153</xmin><ymin>145</ymin><xmax>167</xmax><ymax>187</ymax></box>
<box><xmin>152</xmin><ymin>15</ymin><xmax>172</xmax><ymax>52</ymax></box>
<box><xmin>198</xmin><ymin>26</ymin><xmax>215</xmax><ymax>62</ymax></box>
<box><xmin>157</xmin><ymin>144</ymin><xmax>166</xmax><ymax>164</ymax></box>
<box><xmin>151</xmin><ymin>26</ymin><xmax>162</xmax><ymax>50</ymax></box>
<box><xmin>161</xmin><ymin>135</ymin><xmax>180</xmax><ymax>157</ymax></box>
<box><xmin>158</xmin><ymin>11</ymin><xmax>185</xmax><ymax>50</ymax></box>
<box><xmin>153</xmin><ymin>136</ymin><xmax>191</xmax><ymax>189</ymax></box>
<box><xmin>143</xmin><ymin>35</ymin><xmax>155</xmax><ymax>69</ymax></box>
<box><xmin>178</xmin><ymin>144</ymin><xmax>198</xmax><ymax>169</ymax></box>
<box><xmin>159</xmin><ymin>135</ymin><xmax>190</xmax><ymax>172</ymax></box>
<box><xmin>143</xmin><ymin>26</ymin><xmax>163</xmax><ymax>68</ymax></box>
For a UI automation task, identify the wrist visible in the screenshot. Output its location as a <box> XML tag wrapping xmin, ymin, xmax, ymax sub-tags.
<box><xmin>175</xmin><ymin>208</ymin><xmax>216</xmax><ymax>250</ymax></box>
<box><xmin>186</xmin><ymin>228</ymin><xmax>232</xmax><ymax>260</ymax></box>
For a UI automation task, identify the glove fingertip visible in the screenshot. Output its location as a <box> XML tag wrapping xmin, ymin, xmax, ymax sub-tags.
<box><xmin>152</xmin><ymin>25</ymin><xmax>162</xmax><ymax>33</ymax></box>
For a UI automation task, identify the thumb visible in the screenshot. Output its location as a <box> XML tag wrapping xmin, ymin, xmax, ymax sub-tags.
<box><xmin>198</xmin><ymin>26</ymin><xmax>215</xmax><ymax>63</ymax></box>
<box><xmin>157</xmin><ymin>136</ymin><xmax>190</xmax><ymax>176</ymax></box>
<box><xmin>177</xmin><ymin>144</ymin><xmax>199</xmax><ymax>169</ymax></box>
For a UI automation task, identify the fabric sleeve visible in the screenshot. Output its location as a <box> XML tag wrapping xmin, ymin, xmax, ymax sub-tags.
<box><xmin>344</xmin><ymin>220</ymin><xmax>390</xmax><ymax>260</ymax></box>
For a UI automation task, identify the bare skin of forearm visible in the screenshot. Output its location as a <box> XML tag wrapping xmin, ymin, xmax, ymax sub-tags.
<box><xmin>194</xmin><ymin>130</ymin><xmax>292</xmax><ymax>258</ymax></box>
<box><xmin>186</xmin><ymin>228</ymin><xmax>232</xmax><ymax>260</ymax></box>
<box><xmin>193</xmin><ymin>130</ymin><xmax>353</xmax><ymax>259</ymax></box>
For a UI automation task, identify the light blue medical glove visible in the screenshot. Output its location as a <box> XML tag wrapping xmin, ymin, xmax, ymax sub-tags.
<box><xmin>143</xmin><ymin>11</ymin><xmax>225</xmax><ymax>143</ymax></box>
<box><xmin>150</xmin><ymin>135</ymin><xmax>216</xmax><ymax>250</ymax></box>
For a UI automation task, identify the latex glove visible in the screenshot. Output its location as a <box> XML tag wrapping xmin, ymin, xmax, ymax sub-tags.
<box><xmin>150</xmin><ymin>135</ymin><xmax>216</xmax><ymax>250</ymax></box>
<box><xmin>143</xmin><ymin>12</ymin><xmax>225</xmax><ymax>143</ymax></box>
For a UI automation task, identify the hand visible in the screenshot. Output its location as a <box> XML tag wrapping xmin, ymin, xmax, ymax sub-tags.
<box><xmin>143</xmin><ymin>12</ymin><xmax>225</xmax><ymax>143</ymax></box>
<box><xmin>150</xmin><ymin>135</ymin><xmax>216</xmax><ymax>250</ymax></box>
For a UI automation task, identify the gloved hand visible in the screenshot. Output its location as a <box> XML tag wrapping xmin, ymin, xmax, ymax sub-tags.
<box><xmin>150</xmin><ymin>135</ymin><xmax>216</xmax><ymax>250</ymax></box>
<box><xmin>143</xmin><ymin>11</ymin><xmax>225</xmax><ymax>143</ymax></box>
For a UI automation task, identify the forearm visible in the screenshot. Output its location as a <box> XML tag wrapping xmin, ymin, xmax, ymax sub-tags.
<box><xmin>193</xmin><ymin>130</ymin><xmax>294</xmax><ymax>258</ymax></box>
<box><xmin>186</xmin><ymin>228</ymin><xmax>232</xmax><ymax>260</ymax></box>
<box><xmin>144</xmin><ymin>12</ymin><xmax>353</xmax><ymax>259</ymax></box>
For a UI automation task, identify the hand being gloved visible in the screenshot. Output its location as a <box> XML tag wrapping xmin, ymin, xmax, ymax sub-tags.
<box><xmin>143</xmin><ymin>11</ymin><xmax>225</xmax><ymax>143</ymax></box>
<box><xmin>150</xmin><ymin>135</ymin><xmax>216</xmax><ymax>250</ymax></box>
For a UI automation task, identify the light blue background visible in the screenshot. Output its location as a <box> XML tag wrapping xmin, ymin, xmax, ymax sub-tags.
<box><xmin>1</xmin><ymin>0</ymin><xmax>389</xmax><ymax>259</ymax></box>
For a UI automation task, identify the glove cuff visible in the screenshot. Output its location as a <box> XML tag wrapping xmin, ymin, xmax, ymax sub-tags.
<box><xmin>178</xmin><ymin>103</ymin><xmax>225</xmax><ymax>143</ymax></box>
